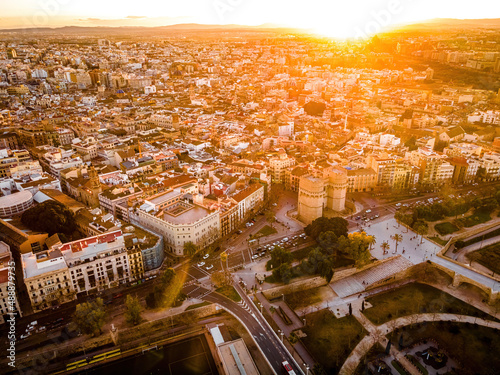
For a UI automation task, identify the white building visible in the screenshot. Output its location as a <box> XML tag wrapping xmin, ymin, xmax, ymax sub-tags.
<box><xmin>58</xmin><ymin>230</ymin><xmax>131</xmax><ymax>293</ymax></box>
<box><xmin>133</xmin><ymin>189</ymin><xmax>220</xmax><ymax>256</ymax></box>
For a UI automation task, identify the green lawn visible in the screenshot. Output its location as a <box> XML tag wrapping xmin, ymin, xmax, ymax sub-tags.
<box><xmin>254</xmin><ymin>225</ymin><xmax>277</xmax><ymax>238</ymax></box>
<box><xmin>468</xmin><ymin>242</ymin><xmax>500</xmax><ymax>275</ymax></box>
<box><xmin>406</xmin><ymin>354</ymin><xmax>428</xmax><ymax>375</ymax></box>
<box><xmin>462</xmin><ymin>227</ymin><xmax>500</xmax><ymax>248</ymax></box>
<box><xmin>215</xmin><ymin>286</ymin><xmax>241</xmax><ymax>302</ymax></box>
<box><xmin>363</xmin><ymin>283</ymin><xmax>491</xmax><ymax>325</ymax></box>
<box><xmin>300</xmin><ymin>309</ymin><xmax>366</xmax><ymax>374</ymax></box>
<box><xmin>185</xmin><ymin>301</ymin><xmax>211</xmax><ymax>311</ymax></box>
<box><xmin>284</xmin><ymin>286</ymin><xmax>325</xmax><ymax>310</ymax></box>
<box><xmin>456</xmin><ymin>211</ymin><xmax>491</xmax><ymax>228</ymax></box>
<box><xmin>434</xmin><ymin>222</ymin><xmax>459</xmax><ymax>235</ymax></box>
<box><xmin>429</xmin><ymin>236</ymin><xmax>448</xmax><ymax>246</ymax></box>
<box><xmin>291</xmin><ymin>246</ymin><xmax>315</xmax><ymax>261</ymax></box>
<box><xmin>387</xmin><ymin>322</ymin><xmax>500</xmax><ymax>375</ymax></box>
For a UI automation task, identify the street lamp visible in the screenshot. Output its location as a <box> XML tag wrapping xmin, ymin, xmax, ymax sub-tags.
<box><xmin>303</xmin><ymin>318</ymin><xmax>306</xmax><ymax>326</ymax></box>
<box><xmin>278</xmin><ymin>330</ymin><xmax>284</xmax><ymax>343</ymax></box>
<box><xmin>282</xmin><ymin>294</ymin><xmax>285</xmax><ymax>302</ymax></box>
<box><xmin>304</xmin><ymin>363</ymin><xmax>310</xmax><ymax>375</ymax></box>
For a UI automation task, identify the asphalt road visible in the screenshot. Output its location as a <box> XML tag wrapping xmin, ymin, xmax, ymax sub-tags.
<box><xmin>203</xmin><ymin>285</ymin><xmax>303</xmax><ymax>375</ymax></box>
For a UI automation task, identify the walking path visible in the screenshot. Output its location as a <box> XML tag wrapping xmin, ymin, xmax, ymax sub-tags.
<box><xmin>330</xmin><ymin>256</ymin><xmax>412</xmax><ymax>298</ymax></box>
<box><xmin>363</xmin><ymin>218</ymin><xmax>500</xmax><ymax>292</ymax></box>
<box><xmin>454</xmin><ymin>234</ymin><xmax>500</xmax><ymax>263</ymax></box>
<box><xmin>339</xmin><ymin>313</ymin><xmax>500</xmax><ymax>375</ymax></box>
<box><xmin>255</xmin><ymin>292</ymin><xmax>316</xmax><ymax>369</ymax></box>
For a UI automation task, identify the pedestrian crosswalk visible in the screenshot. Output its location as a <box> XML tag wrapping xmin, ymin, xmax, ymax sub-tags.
<box><xmin>238</xmin><ymin>299</ymin><xmax>253</xmax><ymax>313</ymax></box>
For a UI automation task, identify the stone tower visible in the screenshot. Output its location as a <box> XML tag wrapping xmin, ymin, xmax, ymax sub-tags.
<box><xmin>297</xmin><ymin>165</ymin><xmax>347</xmax><ymax>225</ymax></box>
<box><xmin>298</xmin><ymin>175</ymin><xmax>325</xmax><ymax>225</ymax></box>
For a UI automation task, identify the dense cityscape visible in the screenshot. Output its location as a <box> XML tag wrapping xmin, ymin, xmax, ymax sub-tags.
<box><xmin>0</xmin><ymin>4</ymin><xmax>500</xmax><ymax>375</ymax></box>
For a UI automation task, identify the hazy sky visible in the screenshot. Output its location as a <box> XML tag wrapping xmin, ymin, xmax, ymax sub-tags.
<box><xmin>1</xmin><ymin>0</ymin><xmax>499</xmax><ymax>37</ymax></box>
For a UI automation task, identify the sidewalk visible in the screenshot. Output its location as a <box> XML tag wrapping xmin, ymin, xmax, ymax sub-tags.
<box><xmin>255</xmin><ymin>292</ymin><xmax>316</xmax><ymax>369</ymax></box>
<box><xmin>340</xmin><ymin>312</ymin><xmax>500</xmax><ymax>375</ymax></box>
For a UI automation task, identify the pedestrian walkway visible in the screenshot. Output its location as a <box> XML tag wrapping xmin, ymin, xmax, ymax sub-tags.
<box><xmin>339</xmin><ymin>312</ymin><xmax>500</xmax><ymax>375</ymax></box>
<box><xmin>255</xmin><ymin>292</ymin><xmax>316</xmax><ymax>369</ymax></box>
<box><xmin>330</xmin><ymin>256</ymin><xmax>412</xmax><ymax>298</ymax></box>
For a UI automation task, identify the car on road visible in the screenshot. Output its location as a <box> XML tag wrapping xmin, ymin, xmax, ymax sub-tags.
<box><xmin>366</xmin><ymin>209</ymin><xmax>372</xmax><ymax>213</ymax></box>
<box><xmin>374</xmin><ymin>214</ymin><xmax>379</xmax><ymax>218</ymax></box>
<box><xmin>55</xmin><ymin>318</ymin><xmax>64</xmax><ymax>324</ymax></box>
<box><xmin>197</xmin><ymin>261</ymin><xmax>205</xmax><ymax>267</ymax></box>
<box><xmin>203</xmin><ymin>254</ymin><xmax>209</xmax><ymax>259</ymax></box>
<box><xmin>37</xmin><ymin>326</ymin><xmax>46</xmax><ymax>333</ymax></box>
<box><xmin>113</xmin><ymin>293</ymin><xmax>123</xmax><ymax>299</ymax></box>
<box><xmin>252</xmin><ymin>254</ymin><xmax>259</xmax><ymax>260</ymax></box>
<box><xmin>395</xmin><ymin>203</ymin><xmax>401</xmax><ymax>207</ymax></box>
<box><xmin>355</xmin><ymin>216</ymin><xmax>361</xmax><ymax>220</ymax></box>
<box><xmin>205</xmin><ymin>264</ymin><xmax>213</xmax><ymax>270</ymax></box>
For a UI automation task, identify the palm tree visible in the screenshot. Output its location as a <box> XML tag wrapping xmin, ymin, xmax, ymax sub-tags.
<box><xmin>183</xmin><ymin>241</ymin><xmax>197</xmax><ymax>257</ymax></box>
<box><xmin>367</xmin><ymin>235</ymin><xmax>376</xmax><ymax>251</ymax></box>
<box><xmin>391</xmin><ymin>234</ymin><xmax>403</xmax><ymax>253</ymax></box>
<box><xmin>381</xmin><ymin>241</ymin><xmax>390</xmax><ymax>254</ymax></box>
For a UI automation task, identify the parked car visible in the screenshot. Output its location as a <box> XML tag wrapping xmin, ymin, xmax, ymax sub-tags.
<box><xmin>20</xmin><ymin>333</ymin><xmax>30</xmax><ymax>340</ymax></box>
<box><xmin>366</xmin><ymin>209</ymin><xmax>372</xmax><ymax>213</ymax></box>
<box><xmin>203</xmin><ymin>254</ymin><xmax>209</xmax><ymax>259</ymax></box>
<box><xmin>252</xmin><ymin>254</ymin><xmax>259</xmax><ymax>260</ymax></box>
<box><xmin>205</xmin><ymin>264</ymin><xmax>213</xmax><ymax>270</ymax></box>
<box><xmin>197</xmin><ymin>261</ymin><xmax>205</xmax><ymax>267</ymax></box>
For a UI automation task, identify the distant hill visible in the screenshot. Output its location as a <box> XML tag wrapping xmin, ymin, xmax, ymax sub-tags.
<box><xmin>0</xmin><ymin>23</ymin><xmax>293</xmax><ymax>34</ymax></box>
<box><xmin>391</xmin><ymin>18</ymin><xmax>500</xmax><ymax>32</ymax></box>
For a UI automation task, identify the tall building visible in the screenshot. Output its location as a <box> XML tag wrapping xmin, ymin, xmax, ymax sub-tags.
<box><xmin>0</xmin><ymin>242</ymin><xmax>22</xmax><ymax>324</ymax></box>
<box><xmin>298</xmin><ymin>166</ymin><xmax>348</xmax><ymax>225</ymax></box>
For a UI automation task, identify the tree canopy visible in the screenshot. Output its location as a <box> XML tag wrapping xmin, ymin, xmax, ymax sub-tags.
<box><xmin>305</xmin><ymin>217</ymin><xmax>349</xmax><ymax>241</ymax></box>
<box><xmin>266</xmin><ymin>246</ymin><xmax>292</xmax><ymax>271</ymax></box>
<box><xmin>124</xmin><ymin>295</ymin><xmax>142</xmax><ymax>325</ymax></box>
<box><xmin>21</xmin><ymin>200</ymin><xmax>76</xmax><ymax>236</ymax></box>
<box><xmin>73</xmin><ymin>298</ymin><xmax>106</xmax><ymax>336</ymax></box>
<box><xmin>303</xmin><ymin>101</ymin><xmax>326</xmax><ymax>116</ymax></box>
<box><xmin>146</xmin><ymin>268</ymin><xmax>183</xmax><ymax>309</ymax></box>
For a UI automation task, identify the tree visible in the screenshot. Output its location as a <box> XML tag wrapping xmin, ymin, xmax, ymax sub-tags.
<box><xmin>415</xmin><ymin>223</ymin><xmax>428</xmax><ymax>244</ymax></box>
<box><xmin>266</xmin><ymin>246</ymin><xmax>292</xmax><ymax>271</ymax></box>
<box><xmin>211</xmin><ymin>270</ymin><xmax>231</xmax><ymax>288</ymax></box>
<box><xmin>21</xmin><ymin>200</ymin><xmax>76</xmax><ymax>236</ymax></box>
<box><xmin>367</xmin><ymin>235</ymin><xmax>376</xmax><ymax>251</ymax></box>
<box><xmin>146</xmin><ymin>268</ymin><xmax>182</xmax><ymax>309</ymax></box>
<box><xmin>301</xmin><ymin>248</ymin><xmax>335</xmax><ymax>283</ymax></box>
<box><xmin>124</xmin><ymin>295</ymin><xmax>142</xmax><ymax>325</ymax></box>
<box><xmin>73</xmin><ymin>298</ymin><xmax>106</xmax><ymax>336</ymax></box>
<box><xmin>265</xmin><ymin>210</ymin><xmax>276</xmax><ymax>228</ymax></box>
<box><xmin>273</xmin><ymin>263</ymin><xmax>293</xmax><ymax>284</ymax></box>
<box><xmin>381</xmin><ymin>241</ymin><xmax>390</xmax><ymax>254</ymax></box>
<box><xmin>305</xmin><ymin>217</ymin><xmax>348</xmax><ymax>240</ymax></box>
<box><xmin>303</xmin><ymin>101</ymin><xmax>326</xmax><ymax>116</ymax></box>
<box><xmin>338</xmin><ymin>232</ymin><xmax>372</xmax><ymax>268</ymax></box>
<box><xmin>391</xmin><ymin>234</ymin><xmax>403</xmax><ymax>253</ymax></box>
<box><xmin>317</xmin><ymin>231</ymin><xmax>339</xmax><ymax>255</ymax></box>
<box><xmin>183</xmin><ymin>241</ymin><xmax>197</xmax><ymax>257</ymax></box>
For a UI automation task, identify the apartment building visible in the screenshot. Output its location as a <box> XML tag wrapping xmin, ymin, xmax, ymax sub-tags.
<box><xmin>269</xmin><ymin>150</ymin><xmax>296</xmax><ymax>184</ymax></box>
<box><xmin>59</xmin><ymin>230</ymin><xmax>131</xmax><ymax>294</ymax></box>
<box><xmin>0</xmin><ymin>242</ymin><xmax>22</xmax><ymax>324</ymax></box>
<box><xmin>22</xmin><ymin>249</ymin><xmax>74</xmax><ymax>312</ymax></box>
<box><xmin>133</xmin><ymin>189</ymin><xmax>220</xmax><ymax>256</ymax></box>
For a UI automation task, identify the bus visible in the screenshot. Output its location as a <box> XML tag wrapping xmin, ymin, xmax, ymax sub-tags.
<box><xmin>282</xmin><ymin>361</ymin><xmax>296</xmax><ymax>375</ymax></box>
